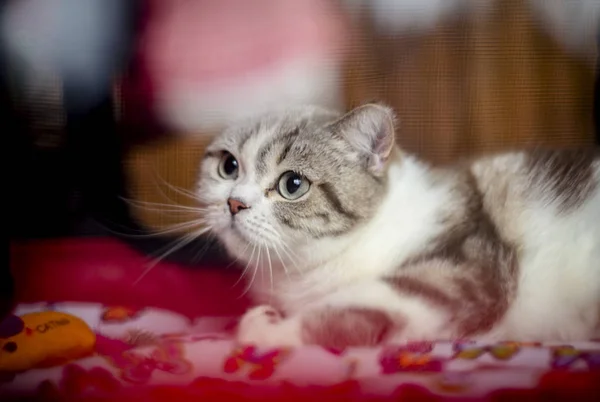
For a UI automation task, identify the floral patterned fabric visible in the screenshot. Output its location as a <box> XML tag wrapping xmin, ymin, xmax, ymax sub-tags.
<box><xmin>1</xmin><ymin>302</ymin><xmax>599</xmax><ymax>401</ymax></box>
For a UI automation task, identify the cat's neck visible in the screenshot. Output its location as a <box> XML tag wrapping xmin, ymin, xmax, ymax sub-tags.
<box><xmin>301</xmin><ymin>152</ymin><xmax>465</xmax><ymax>282</ymax></box>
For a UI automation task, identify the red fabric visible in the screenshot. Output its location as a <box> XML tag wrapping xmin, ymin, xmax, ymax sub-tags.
<box><xmin>9</xmin><ymin>238</ymin><xmax>250</xmax><ymax>318</ymax></box>
<box><xmin>7</xmin><ymin>238</ymin><xmax>600</xmax><ymax>401</ymax></box>
<box><xmin>4</xmin><ymin>373</ymin><xmax>600</xmax><ymax>402</ymax></box>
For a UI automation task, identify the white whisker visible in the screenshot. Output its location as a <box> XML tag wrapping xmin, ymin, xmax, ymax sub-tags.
<box><xmin>146</xmin><ymin>224</ymin><xmax>209</xmax><ymax>258</ymax></box>
<box><xmin>272</xmin><ymin>243</ymin><xmax>290</xmax><ymax>279</ymax></box>
<box><xmin>225</xmin><ymin>242</ymin><xmax>251</xmax><ymax>270</ymax></box>
<box><xmin>149</xmin><ymin>167</ymin><xmax>194</xmax><ymax>209</ymax></box>
<box><xmin>122</xmin><ymin>197</ymin><xmax>207</xmax><ymax>212</ymax></box>
<box><xmin>277</xmin><ymin>240</ymin><xmax>301</xmax><ymax>272</ymax></box>
<box><xmin>130</xmin><ymin>220</ymin><xmax>208</xmax><ymax>239</ymax></box>
<box><xmin>191</xmin><ymin>232</ymin><xmax>218</xmax><ymax>263</ymax></box>
<box><xmin>132</xmin><ymin>226</ymin><xmax>211</xmax><ymax>286</ymax></box>
<box><xmin>265</xmin><ymin>241</ymin><xmax>274</xmax><ymax>293</ymax></box>
<box><xmin>124</xmin><ymin>203</ymin><xmax>198</xmax><ymax>215</ymax></box>
<box><xmin>233</xmin><ymin>244</ymin><xmax>257</xmax><ymax>290</ymax></box>
<box><xmin>151</xmin><ymin>165</ymin><xmax>202</xmax><ymax>202</ymax></box>
<box><xmin>240</xmin><ymin>244</ymin><xmax>262</xmax><ymax>298</ymax></box>
<box><xmin>98</xmin><ymin>217</ymin><xmax>207</xmax><ymax>239</ymax></box>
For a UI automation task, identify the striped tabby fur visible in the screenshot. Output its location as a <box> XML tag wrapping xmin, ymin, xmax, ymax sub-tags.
<box><xmin>198</xmin><ymin>104</ymin><xmax>600</xmax><ymax>348</ymax></box>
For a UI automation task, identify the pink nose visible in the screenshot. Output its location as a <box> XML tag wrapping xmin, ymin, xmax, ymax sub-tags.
<box><xmin>228</xmin><ymin>198</ymin><xmax>249</xmax><ymax>215</ymax></box>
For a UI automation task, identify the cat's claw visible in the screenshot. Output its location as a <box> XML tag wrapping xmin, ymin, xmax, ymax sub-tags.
<box><xmin>236</xmin><ymin>305</ymin><xmax>303</xmax><ymax>348</ymax></box>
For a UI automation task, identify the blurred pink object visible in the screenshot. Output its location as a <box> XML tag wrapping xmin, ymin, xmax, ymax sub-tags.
<box><xmin>138</xmin><ymin>0</ymin><xmax>348</xmax><ymax>133</ymax></box>
<box><xmin>10</xmin><ymin>238</ymin><xmax>250</xmax><ymax>319</ymax></box>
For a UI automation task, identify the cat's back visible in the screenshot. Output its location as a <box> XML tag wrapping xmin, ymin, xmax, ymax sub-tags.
<box><xmin>469</xmin><ymin>148</ymin><xmax>600</xmax><ymax>340</ymax></box>
<box><xmin>469</xmin><ymin>147</ymin><xmax>600</xmax><ymax>241</ymax></box>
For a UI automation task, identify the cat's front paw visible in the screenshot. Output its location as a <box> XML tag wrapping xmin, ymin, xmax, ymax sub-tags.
<box><xmin>236</xmin><ymin>305</ymin><xmax>303</xmax><ymax>348</ymax></box>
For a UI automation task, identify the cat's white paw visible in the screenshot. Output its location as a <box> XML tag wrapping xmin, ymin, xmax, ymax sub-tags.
<box><xmin>236</xmin><ymin>305</ymin><xmax>303</xmax><ymax>348</ymax></box>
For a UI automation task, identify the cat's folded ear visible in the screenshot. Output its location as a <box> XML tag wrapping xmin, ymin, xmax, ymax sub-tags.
<box><xmin>329</xmin><ymin>103</ymin><xmax>397</xmax><ymax>175</ymax></box>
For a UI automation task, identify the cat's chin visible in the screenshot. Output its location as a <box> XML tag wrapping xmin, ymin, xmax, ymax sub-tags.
<box><xmin>219</xmin><ymin>226</ymin><xmax>298</xmax><ymax>271</ymax></box>
<box><xmin>218</xmin><ymin>226</ymin><xmax>260</xmax><ymax>259</ymax></box>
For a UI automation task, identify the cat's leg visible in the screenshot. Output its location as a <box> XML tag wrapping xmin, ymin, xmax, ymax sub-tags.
<box><xmin>297</xmin><ymin>279</ymin><xmax>458</xmax><ymax>348</ymax></box>
<box><xmin>236</xmin><ymin>279</ymin><xmax>447</xmax><ymax>348</ymax></box>
<box><xmin>236</xmin><ymin>305</ymin><xmax>304</xmax><ymax>347</ymax></box>
<box><xmin>236</xmin><ymin>302</ymin><xmax>395</xmax><ymax>348</ymax></box>
<box><xmin>236</xmin><ymin>263</ymin><xmax>505</xmax><ymax>348</ymax></box>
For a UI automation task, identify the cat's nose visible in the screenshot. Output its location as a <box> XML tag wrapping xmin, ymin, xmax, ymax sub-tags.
<box><xmin>228</xmin><ymin>198</ymin><xmax>249</xmax><ymax>215</ymax></box>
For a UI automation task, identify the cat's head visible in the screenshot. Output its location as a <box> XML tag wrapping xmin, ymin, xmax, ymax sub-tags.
<box><xmin>197</xmin><ymin>103</ymin><xmax>398</xmax><ymax>270</ymax></box>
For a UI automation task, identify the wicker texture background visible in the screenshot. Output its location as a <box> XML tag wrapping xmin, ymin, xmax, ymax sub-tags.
<box><xmin>125</xmin><ymin>0</ymin><xmax>598</xmax><ymax>231</ymax></box>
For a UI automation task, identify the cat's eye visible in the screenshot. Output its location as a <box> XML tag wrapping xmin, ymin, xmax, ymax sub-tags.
<box><xmin>218</xmin><ymin>152</ymin><xmax>239</xmax><ymax>179</ymax></box>
<box><xmin>277</xmin><ymin>171</ymin><xmax>310</xmax><ymax>200</ymax></box>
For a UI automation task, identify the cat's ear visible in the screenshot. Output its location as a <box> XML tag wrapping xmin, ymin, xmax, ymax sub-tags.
<box><xmin>330</xmin><ymin>103</ymin><xmax>397</xmax><ymax>175</ymax></box>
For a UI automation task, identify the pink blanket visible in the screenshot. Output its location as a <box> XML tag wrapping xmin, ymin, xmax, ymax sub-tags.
<box><xmin>2</xmin><ymin>302</ymin><xmax>599</xmax><ymax>400</ymax></box>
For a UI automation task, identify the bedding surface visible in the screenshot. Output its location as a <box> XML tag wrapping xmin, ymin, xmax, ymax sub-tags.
<box><xmin>2</xmin><ymin>302</ymin><xmax>599</xmax><ymax>401</ymax></box>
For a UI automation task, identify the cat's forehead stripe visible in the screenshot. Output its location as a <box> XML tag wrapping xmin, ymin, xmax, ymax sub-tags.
<box><xmin>237</xmin><ymin>120</ymin><xmax>264</xmax><ymax>152</ymax></box>
<box><xmin>255</xmin><ymin>127</ymin><xmax>301</xmax><ymax>176</ymax></box>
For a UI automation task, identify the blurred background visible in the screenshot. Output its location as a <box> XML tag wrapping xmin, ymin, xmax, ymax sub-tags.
<box><xmin>2</xmin><ymin>0</ymin><xmax>599</xmax><ymax>245</ymax></box>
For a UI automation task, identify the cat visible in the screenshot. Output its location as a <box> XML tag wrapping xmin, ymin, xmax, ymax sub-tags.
<box><xmin>197</xmin><ymin>103</ymin><xmax>600</xmax><ymax>348</ymax></box>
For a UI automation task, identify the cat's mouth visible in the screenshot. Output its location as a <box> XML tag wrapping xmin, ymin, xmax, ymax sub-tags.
<box><xmin>227</xmin><ymin>218</ymin><xmax>277</xmax><ymax>251</ymax></box>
